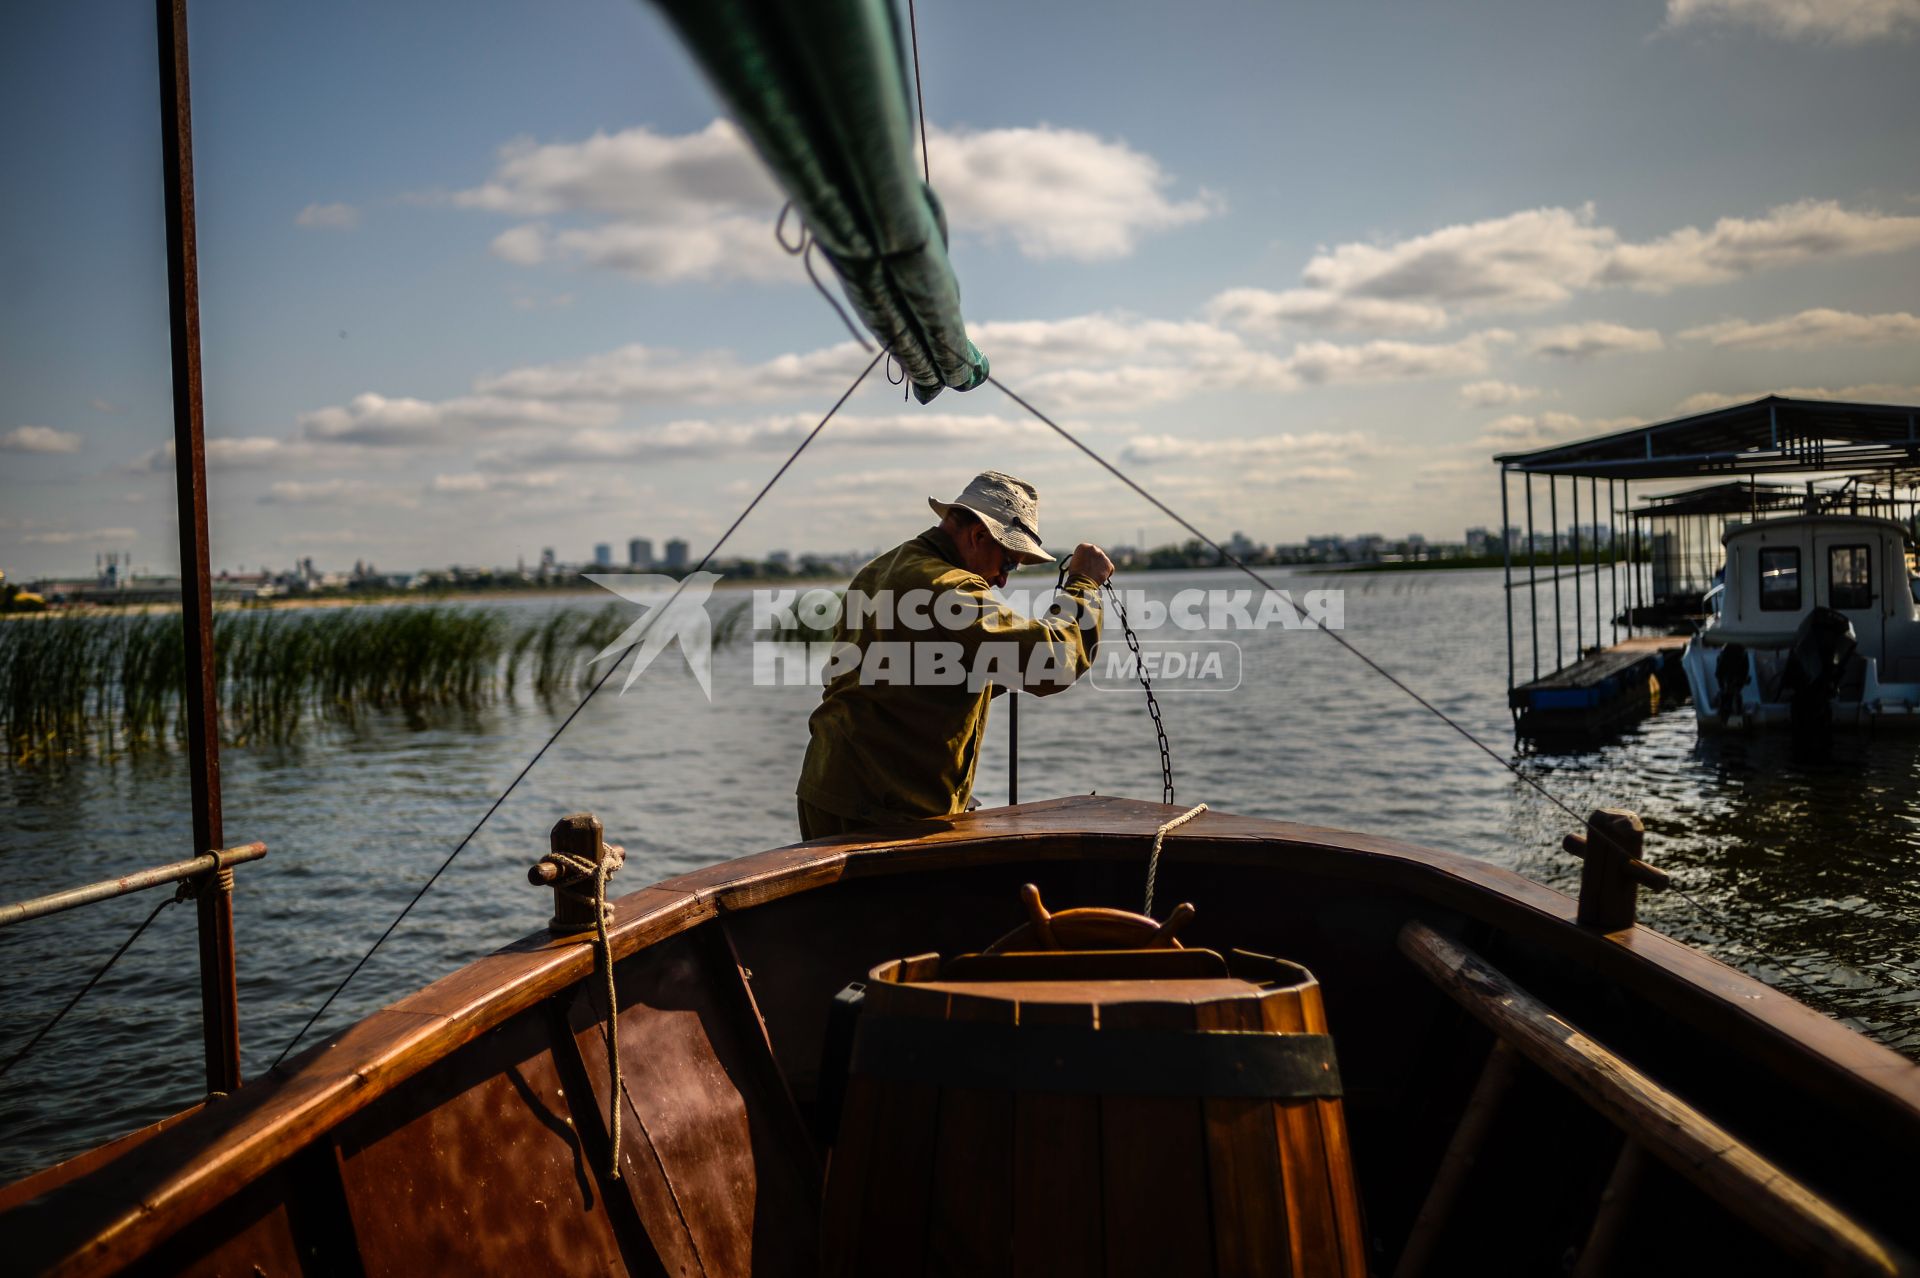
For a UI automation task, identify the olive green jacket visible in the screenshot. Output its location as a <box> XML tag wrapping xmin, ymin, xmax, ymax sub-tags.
<box><xmin>797</xmin><ymin>528</ymin><xmax>1102</xmax><ymax>824</ymax></box>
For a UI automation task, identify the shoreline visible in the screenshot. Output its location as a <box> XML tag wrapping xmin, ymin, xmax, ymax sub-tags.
<box><xmin>10</xmin><ymin>556</ymin><xmax>1635</xmax><ymax>617</ymax></box>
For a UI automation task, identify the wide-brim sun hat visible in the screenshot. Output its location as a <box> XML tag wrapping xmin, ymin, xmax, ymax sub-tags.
<box><xmin>928</xmin><ymin>470</ymin><xmax>1053</xmax><ymax>565</ymax></box>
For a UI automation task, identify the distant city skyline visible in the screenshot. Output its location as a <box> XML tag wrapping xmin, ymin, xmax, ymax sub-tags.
<box><xmin>6</xmin><ymin>2</ymin><xmax>1919</xmax><ymax>577</ymax></box>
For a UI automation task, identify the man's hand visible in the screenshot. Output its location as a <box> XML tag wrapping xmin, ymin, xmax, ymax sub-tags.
<box><xmin>1066</xmin><ymin>542</ymin><xmax>1114</xmax><ymax>585</ymax></box>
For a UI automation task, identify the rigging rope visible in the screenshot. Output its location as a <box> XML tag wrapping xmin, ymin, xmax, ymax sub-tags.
<box><xmin>989</xmin><ymin>373</ymin><xmax>1595</xmax><ymax>826</ymax></box>
<box><xmin>269</xmin><ymin>350</ymin><xmax>887</xmax><ymax>1071</ymax></box>
<box><xmin>0</xmin><ymin>893</ymin><xmax>178</xmax><ymax>1081</ymax></box>
<box><xmin>987</xmin><ymin>373</ymin><xmax>1836</xmax><ymax>1003</ymax></box>
<box><xmin>888</xmin><ymin>0</ymin><xmax>1823</xmax><ymax>1008</ymax></box>
<box><xmin>906</xmin><ymin>0</ymin><xmax>931</xmax><ymax>186</ymax></box>
<box><xmin>775</xmin><ymin>203</ymin><xmax>871</xmax><ymax>353</ymax></box>
<box><xmin>1144</xmin><ymin>803</ymin><xmax>1207</xmax><ymax>917</ymax></box>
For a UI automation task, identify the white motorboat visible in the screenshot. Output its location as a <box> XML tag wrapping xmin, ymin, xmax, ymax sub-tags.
<box><xmin>1681</xmin><ymin>513</ymin><xmax>1920</xmax><ymax>730</ymax></box>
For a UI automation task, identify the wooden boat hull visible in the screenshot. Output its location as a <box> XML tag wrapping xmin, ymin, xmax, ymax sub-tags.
<box><xmin>3</xmin><ymin>796</ymin><xmax>1916</xmax><ymax>1276</ymax></box>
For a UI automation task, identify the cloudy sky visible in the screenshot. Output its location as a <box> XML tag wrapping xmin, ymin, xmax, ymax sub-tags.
<box><xmin>4</xmin><ymin>0</ymin><xmax>1918</xmax><ymax>577</ymax></box>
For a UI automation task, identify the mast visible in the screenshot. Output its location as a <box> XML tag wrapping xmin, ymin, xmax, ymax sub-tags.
<box><xmin>157</xmin><ymin>0</ymin><xmax>242</xmax><ymax>1094</ymax></box>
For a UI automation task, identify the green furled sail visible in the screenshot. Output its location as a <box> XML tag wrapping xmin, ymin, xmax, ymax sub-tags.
<box><xmin>649</xmin><ymin>0</ymin><xmax>988</xmax><ymax>403</ymax></box>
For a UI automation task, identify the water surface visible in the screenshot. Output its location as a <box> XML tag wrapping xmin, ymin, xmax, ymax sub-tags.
<box><xmin>3</xmin><ymin>568</ymin><xmax>1916</xmax><ymax>1181</ymax></box>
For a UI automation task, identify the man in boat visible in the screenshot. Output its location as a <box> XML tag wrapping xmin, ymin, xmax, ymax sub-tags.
<box><xmin>796</xmin><ymin>471</ymin><xmax>1113</xmax><ymax>838</ymax></box>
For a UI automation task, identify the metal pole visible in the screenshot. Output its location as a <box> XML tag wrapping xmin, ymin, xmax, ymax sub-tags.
<box><xmin>1621</xmin><ymin>480</ymin><xmax>1632</xmax><ymax>634</ymax></box>
<box><xmin>1525</xmin><ymin>474</ymin><xmax>1539</xmax><ymax>680</ymax></box>
<box><xmin>1550</xmin><ymin>478</ymin><xmax>1563</xmax><ymax>671</ymax></box>
<box><xmin>1571</xmin><ymin>478</ymin><xmax>1583</xmax><ymax>656</ymax></box>
<box><xmin>1501</xmin><ymin>468</ymin><xmax>1515</xmax><ymax>696</ymax></box>
<box><xmin>1608</xmin><ymin>479</ymin><xmax>1618</xmax><ymax>645</ymax></box>
<box><xmin>1007</xmin><ymin>692</ymin><xmax>1018</xmax><ymax>805</ymax></box>
<box><xmin>158</xmin><ymin>0</ymin><xmax>241</xmax><ymax>1096</ymax></box>
<box><xmin>1590</xmin><ymin>476</ymin><xmax>1601</xmax><ymax>651</ymax></box>
<box><xmin>0</xmin><ymin>845</ymin><xmax>267</xmax><ymax>929</ymax></box>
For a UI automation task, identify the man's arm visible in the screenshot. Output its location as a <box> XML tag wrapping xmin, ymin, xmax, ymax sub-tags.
<box><xmin>929</xmin><ymin>542</ymin><xmax>1111</xmax><ymax>696</ymax></box>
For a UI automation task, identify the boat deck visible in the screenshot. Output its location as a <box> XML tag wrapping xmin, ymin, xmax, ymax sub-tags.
<box><xmin>1511</xmin><ymin>636</ymin><xmax>1689</xmax><ymax>741</ymax></box>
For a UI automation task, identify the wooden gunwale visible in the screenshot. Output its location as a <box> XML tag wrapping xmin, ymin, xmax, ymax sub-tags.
<box><xmin>6</xmin><ymin>795</ymin><xmax>1918</xmax><ymax>1277</ymax></box>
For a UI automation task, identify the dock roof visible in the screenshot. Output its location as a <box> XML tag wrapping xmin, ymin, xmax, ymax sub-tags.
<box><xmin>1495</xmin><ymin>395</ymin><xmax>1920</xmax><ymax>479</ymax></box>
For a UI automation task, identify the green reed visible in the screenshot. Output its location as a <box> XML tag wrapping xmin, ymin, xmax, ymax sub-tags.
<box><xmin>0</xmin><ymin>603</ymin><xmax>645</xmax><ymax>764</ymax></box>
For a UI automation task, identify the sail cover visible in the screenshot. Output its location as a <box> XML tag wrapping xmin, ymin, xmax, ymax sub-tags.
<box><xmin>650</xmin><ymin>0</ymin><xmax>988</xmax><ymax>402</ymax></box>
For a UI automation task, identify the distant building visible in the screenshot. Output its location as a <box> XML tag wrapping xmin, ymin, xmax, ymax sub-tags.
<box><xmin>1225</xmin><ymin>531</ymin><xmax>1259</xmax><ymax>561</ymax></box>
<box><xmin>663</xmin><ymin>538</ymin><xmax>690</xmax><ymax>570</ymax></box>
<box><xmin>594</xmin><ymin>543</ymin><xmax>613</xmax><ymax>568</ymax></box>
<box><xmin>539</xmin><ymin>547</ymin><xmax>556</xmax><ymax>572</ymax></box>
<box><xmin>1348</xmin><ymin>534</ymin><xmax>1385</xmax><ymax>562</ymax></box>
<box><xmin>1305</xmin><ymin>535</ymin><xmax>1343</xmax><ymax>561</ymax></box>
<box><xmin>628</xmin><ymin>537</ymin><xmax>653</xmax><ymax>569</ymax></box>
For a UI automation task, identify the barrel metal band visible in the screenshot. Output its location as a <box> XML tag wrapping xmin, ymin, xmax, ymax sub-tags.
<box><xmin>849</xmin><ymin>1018</ymin><xmax>1342</xmax><ymax>1099</ymax></box>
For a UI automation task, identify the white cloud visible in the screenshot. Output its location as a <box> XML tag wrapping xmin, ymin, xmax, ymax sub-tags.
<box><xmin>1459</xmin><ymin>380</ymin><xmax>1541</xmax><ymax>407</ymax></box>
<box><xmin>1205</xmin><ymin>287</ymin><xmax>1450</xmax><ymax>336</ymax></box>
<box><xmin>277</xmin><ymin>529</ymin><xmax>370</xmax><ymax>547</ymax></box>
<box><xmin>1677</xmin><ymin>308</ymin><xmax>1920</xmax><ymax>350</ymax></box>
<box><xmin>429</xmin><ymin>471</ymin><xmax>564</xmax><ymax>495</ymax></box>
<box><xmin>1674</xmin><ymin>384</ymin><xmax>1920</xmax><ymax>413</ymax></box>
<box><xmin>1296</xmin><ymin>205</ymin><xmax>1617</xmax><ymax>318</ymax></box>
<box><xmin>477</xmin><ymin>412</ymin><xmax>1049</xmax><ymax>470</ymax></box>
<box><xmin>1526</xmin><ymin>321</ymin><xmax>1664</xmax><ymax>359</ymax></box>
<box><xmin>1286</xmin><ymin>330</ymin><xmax>1514</xmax><ymax>385</ymax></box>
<box><xmin>22</xmin><ymin>526</ymin><xmax>136</xmax><ymax>545</ymax></box>
<box><xmin>1121</xmin><ymin>431</ymin><xmax>1379</xmax><ymax>464</ymax></box>
<box><xmin>1230</xmin><ymin>200</ymin><xmax>1920</xmax><ymax>333</ymax></box>
<box><xmin>1604</xmin><ymin>201</ymin><xmax>1920</xmax><ymax>289</ymax></box>
<box><xmin>297</xmin><ymin>392</ymin><xmax>616</xmax><ymax>445</ymax></box>
<box><xmin>490</xmin><ymin>224</ymin><xmax>549</xmax><ymax>266</ymax></box>
<box><xmin>1664</xmin><ymin>0</ymin><xmax>1920</xmax><ymax>43</ymax></box>
<box><xmin>295</xmin><ymin>202</ymin><xmax>360</xmax><ymax>231</ymax></box>
<box><xmin>2</xmin><ymin>425</ymin><xmax>82</xmax><ymax>453</ymax></box>
<box><xmin>475</xmin><ymin>341</ymin><xmax>867</xmax><ymax>406</ymax></box>
<box><xmin>455</xmin><ymin>119</ymin><xmax>775</xmax><ymax>218</ymax></box>
<box><xmin>472</xmin><ymin>312</ymin><xmax>1511</xmax><ymax>429</ymax></box>
<box><xmin>135</xmin><ymin>436</ymin><xmax>308</xmax><ymax>471</ymax></box>
<box><xmin>454</xmin><ymin>118</ymin><xmax>1214</xmax><ymax>283</ymax></box>
<box><xmin>974</xmin><ymin>313</ymin><xmax>1296</xmax><ymax>406</ymax></box>
<box><xmin>259</xmin><ymin>479</ymin><xmax>417</xmax><ymax>508</ymax></box>
<box><xmin>930</xmin><ymin>124</ymin><xmax>1216</xmax><ymax>260</ymax></box>
<box><xmin>1479</xmin><ymin>411</ymin><xmax>1643</xmax><ymax>449</ymax></box>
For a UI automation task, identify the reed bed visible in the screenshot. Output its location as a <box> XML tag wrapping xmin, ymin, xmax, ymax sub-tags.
<box><xmin>1</xmin><ymin>603</ymin><xmax>634</xmax><ymax>763</ymax></box>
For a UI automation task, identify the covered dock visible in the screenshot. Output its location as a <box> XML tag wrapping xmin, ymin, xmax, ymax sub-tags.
<box><xmin>1493</xmin><ymin>395</ymin><xmax>1920</xmax><ymax>742</ymax></box>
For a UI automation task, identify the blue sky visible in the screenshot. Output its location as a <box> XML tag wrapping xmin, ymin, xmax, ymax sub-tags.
<box><xmin>4</xmin><ymin>0</ymin><xmax>1918</xmax><ymax>577</ymax></box>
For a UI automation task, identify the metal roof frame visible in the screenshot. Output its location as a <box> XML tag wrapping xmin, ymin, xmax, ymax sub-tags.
<box><xmin>1495</xmin><ymin>396</ymin><xmax>1920</xmax><ymax>479</ymax></box>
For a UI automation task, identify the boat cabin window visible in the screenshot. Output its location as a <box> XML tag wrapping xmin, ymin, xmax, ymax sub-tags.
<box><xmin>1829</xmin><ymin>544</ymin><xmax>1873</xmax><ymax>610</ymax></box>
<box><xmin>1759</xmin><ymin>547</ymin><xmax>1801</xmax><ymax>611</ymax></box>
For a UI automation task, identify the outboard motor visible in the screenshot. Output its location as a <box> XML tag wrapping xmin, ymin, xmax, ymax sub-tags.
<box><xmin>1777</xmin><ymin>607</ymin><xmax>1858</xmax><ymax>734</ymax></box>
<box><xmin>1713</xmin><ymin>642</ymin><xmax>1750</xmax><ymax>722</ymax></box>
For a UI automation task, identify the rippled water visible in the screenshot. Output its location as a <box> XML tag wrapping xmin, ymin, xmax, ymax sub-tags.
<box><xmin>3</xmin><ymin>568</ymin><xmax>1917</xmax><ymax>1181</ymax></box>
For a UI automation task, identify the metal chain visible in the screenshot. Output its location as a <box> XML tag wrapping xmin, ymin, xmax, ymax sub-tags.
<box><xmin>1102</xmin><ymin>579</ymin><xmax>1174</xmax><ymax>805</ymax></box>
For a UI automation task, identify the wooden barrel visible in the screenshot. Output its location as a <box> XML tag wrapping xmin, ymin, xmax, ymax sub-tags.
<box><xmin>820</xmin><ymin>946</ymin><xmax>1366</xmax><ymax>1277</ymax></box>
